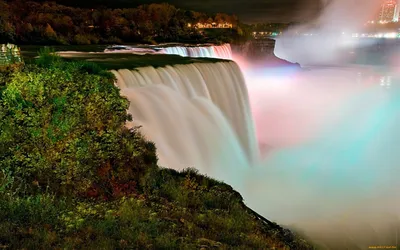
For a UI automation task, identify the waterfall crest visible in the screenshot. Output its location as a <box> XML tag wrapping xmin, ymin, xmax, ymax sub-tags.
<box><xmin>102</xmin><ymin>44</ymin><xmax>233</xmax><ymax>60</ymax></box>
<box><xmin>112</xmin><ymin>61</ymin><xmax>257</xmax><ymax>173</ymax></box>
<box><xmin>162</xmin><ymin>44</ymin><xmax>232</xmax><ymax>59</ymax></box>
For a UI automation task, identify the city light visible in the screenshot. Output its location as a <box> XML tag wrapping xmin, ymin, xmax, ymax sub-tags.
<box><xmin>378</xmin><ymin>0</ymin><xmax>399</xmax><ymax>23</ymax></box>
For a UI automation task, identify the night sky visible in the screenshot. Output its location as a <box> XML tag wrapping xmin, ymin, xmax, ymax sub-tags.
<box><xmin>34</xmin><ymin>0</ymin><xmax>322</xmax><ymax>23</ymax></box>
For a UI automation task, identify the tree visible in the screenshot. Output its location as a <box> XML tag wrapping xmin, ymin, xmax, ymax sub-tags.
<box><xmin>215</xmin><ymin>13</ymin><xmax>230</xmax><ymax>24</ymax></box>
<box><xmin>1</xmin><ymin>0</ymin><xmax>247</xmax><ymax>44</ymax></box>
<box><xmin>0</xmin><ymin>1</ymin><xmax>16</xmax><ymax>43</ymax></box>
<box><xmin>43</xmin><ymin>23</ymin><xmax>57</xmax><ymax>41</ymax></box>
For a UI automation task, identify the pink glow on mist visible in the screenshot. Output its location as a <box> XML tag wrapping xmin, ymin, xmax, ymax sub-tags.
<box><xmin>241</xmin><ymin>65</ymin><xmax>381</xmax><ymax>150</ymax></box>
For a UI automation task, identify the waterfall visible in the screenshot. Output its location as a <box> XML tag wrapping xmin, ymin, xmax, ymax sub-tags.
<box><xmin>111</xmin><ymin>61</ymin><xmax>257</xmax><ymax>176</ymax></box>
<box><xmin>55</xmin><ymin>40</ymin><xmax>400</xmax><ymax>248</ymax></box>
<box><xmin>102</xmin><ymin>44</ymin><xmax>233</xmax><ymax>60</ymax></box>
<box><xmin>162</xmin><ymin>44</ymin><xmax>233</xmax><ymax>59</ymax></box>
<box><xmin>110</xmin><ymin>57</ymin><xmax>400</xmax><ymax>248</ymax></box>
<box><xmin>108</xmin><ymin>41</ymin><xmax>400</xmax><ymax>247</ymax></box>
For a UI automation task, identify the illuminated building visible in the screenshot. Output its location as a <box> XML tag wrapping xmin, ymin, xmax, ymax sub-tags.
<box><xmin>379</xmin><ymin>0</ymin><xmax>399</xmax><ymax>23</ymax></box>
<box><xmin>195</xmin><ymin>22</ymin><xmax>233</xmax><ymax>29</ymax></box>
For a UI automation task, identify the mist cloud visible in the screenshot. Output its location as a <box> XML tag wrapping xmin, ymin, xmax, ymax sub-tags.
<box><xmin>274</xmin><ymin>0</ymin><xmax>382</xmax><ymax>65</ymax></box>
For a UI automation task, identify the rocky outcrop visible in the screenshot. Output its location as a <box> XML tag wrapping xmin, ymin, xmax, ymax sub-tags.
<box><xmin>232</xmin><ymin>39</ymin><xmax>301</xmax><ymax>68</ymax></box>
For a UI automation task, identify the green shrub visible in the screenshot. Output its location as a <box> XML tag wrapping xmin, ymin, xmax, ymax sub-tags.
<box><xmin>74</xmin><ymin>34</ymin><xmax>91</xmax><ymax>45</ymax></box>
<box><xmin>103</xmin><ymin>36</ymin><xmax>123</xmax><ymax>44</ymax></box>
<box><xmin>35</xmin><ymin>49</ymin><xmax>112</xmax><ymax>78</ymax></box>
<box><xmin>74</xmin><ymin>61</ymin><xmax>112</xmax><ymax>77</ymax></box>
<box><xmin>0</xmin><ymin>56</ymin><xmax>157</xmax><ymax>197</ymax></box>
<box><xmin>56</xmin><ymin>35</ymin><xmax>69</xmax><ymax>45</ymax></box>
<box><xmin>35</xmin><ymin>47</ymin><xmax>62</xmax><ymax>67</ymax></box>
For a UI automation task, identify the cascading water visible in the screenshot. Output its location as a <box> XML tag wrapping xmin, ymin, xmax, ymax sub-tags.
<box><xmin>116</xmin><ymin>85</ymin><xmax>250</xmax><ymax>183</ymax></box>
<box><xmin>102</xmin><ymin>44</ymin><xmax>233</xmax><ymax>60</ymax></box>
<box><xmin>110</xmin><ymin>42</ymin><xmax>400</xmax><ymax>248</ymax></box>
<box><xmin>111</xmin><ymin>61</ymin><xmax>258</xmax><ymax>174</ymax></box>
<box><xmin>161</xmin><ymin>44</ymin><xmax>233</xmax><ymax>59</ymax></box>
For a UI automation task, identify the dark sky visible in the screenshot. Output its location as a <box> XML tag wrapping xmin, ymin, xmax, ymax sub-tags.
<box><xmin>36</xmin><ymin>0</ymin><xmax>322</xmax><ymax>23</ymax></box>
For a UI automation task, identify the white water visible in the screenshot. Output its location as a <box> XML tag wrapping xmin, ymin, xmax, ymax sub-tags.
<box><xmin>111</xmin><ymin>61</ymin><xmax>257</xmax><ymax>172</ymax></box>
<box><xmin>100</xmin><ymin>44</ymin><xmax>233</xmax><ymax>59</ymax></box>
<box><xmin>161</xmin><ymin>44</ymin><xmax>232</xmax><ymax>59</ymax></box>
<box><xmin>101</xmin><ymin>44</ymin><xmax>233</xmax><ymax>59</ymax></box>
<box><xmin>111</xmin><ymin>43</ymin><xmax>400</xmax><ymax>248</ymax></box>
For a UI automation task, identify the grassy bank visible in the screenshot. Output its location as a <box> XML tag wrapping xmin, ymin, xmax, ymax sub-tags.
<box><xmin>0</xmin><ymin>166</ymin><xmax>313</xmax><ymax>249</ymax></box>
<box><xmin>59</xmin><ymin>52</ymin><xmax>229</xmax><ymax>70</ymax></box>
<box><xmin>20</xmin><ymin>46</ymin><xmax>230</xmax><ymax>70</ymax></box>
<box><xmin>0</xmin><ymin>52</ymin><xmax>313</xmax><ymax>249</ymax></box>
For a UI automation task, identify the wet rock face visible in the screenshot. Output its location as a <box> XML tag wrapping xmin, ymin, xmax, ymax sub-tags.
<box><xmin>232</xmin><ymin>39</ymin><xmax>275</xmax><ymax>59</ymax></box>
<box><xmin>232</xmin><ymin>39</ymin><xmax>300</xmax><ymax>68</ymax></box>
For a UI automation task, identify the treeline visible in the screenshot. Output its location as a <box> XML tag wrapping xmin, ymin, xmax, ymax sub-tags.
<box><xmin>250</xmin><ymin>23</ymin><xmax>292</xmax><ymax>33</ymax></box>
<box><xmin>0</xmin><ymin>0</ymin><xmax>248</xmax><ymax>45</ymax></box>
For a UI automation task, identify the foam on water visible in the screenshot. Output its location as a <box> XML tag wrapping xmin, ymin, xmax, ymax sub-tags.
<box><xmin>161</xmin><ymin>44</ymin><xmax>232</xmax><ymax>59</ymax></box>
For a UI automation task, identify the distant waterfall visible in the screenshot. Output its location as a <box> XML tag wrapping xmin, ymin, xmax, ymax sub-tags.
<box><xmin>162</xmin><ymin>44</ymin><xmax>233</xmax><ymax>59</ymax></box>
<box><xmin>112</xmin><ymin>61</ymin><xmax>257</xmax><ymax>175</ymax></box>
<box><xmin>102</xmin><ymin>44</ymin><xmax>233</xmax><ymax>60</ymax></box>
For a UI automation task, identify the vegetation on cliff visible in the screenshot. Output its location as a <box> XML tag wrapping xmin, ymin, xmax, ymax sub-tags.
<box><xmin>0</xmin><ymin>51</ymin><xmax>313</xmax><ymax>249</ymax></box>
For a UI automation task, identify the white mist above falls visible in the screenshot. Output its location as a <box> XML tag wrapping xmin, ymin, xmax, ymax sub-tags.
<box><xmin>245</xmin><ymin>67</ymin><xmax>400</xmax><ymax>248</ymax></box>
<box><xmin>110</xmin><ymin>43</ymin><xmax>400</xmax><ymax>248</ymax></box>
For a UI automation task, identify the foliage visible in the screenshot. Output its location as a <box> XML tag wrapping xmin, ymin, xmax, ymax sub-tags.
<box><xmin>74</xmin><ymin>34</ymin><xmax>91</xmax><ymax>45</ymax></box>
<box><xmin>0</xmin><ymin>52</ymin><xmax>312</xmax><ymax>249</ymax></box>
<box><xmin>0</xmin><ymin>166</ymin><xmax>313</xmax><ymax>249</ymax></box>
<box><xmin>0</xmin><ymin>51</ymin><xmax>157</xmax><ymax>197</ymax></box>
<box><xmin>34</xmin><ymin>47</ymin><xmax>113</xmax><ymax>77</ymax></box>
<box><xmin>250</xmin><ymin>23</ymin><xmax>291</xmax><ymax>33</ymax></box>
<box><xmin>0</xmin><ymin>0</ymin><xmax>247</xmax><ymax>45</ymax></box>
<box><xmin>0</xmin><ymin>1</ymin><xmax>15</xmax><ymax>43</ymax></box>
<box><xmin>60</xmin><ymin>52</ymin><xmax>229</xmax><ymax>70</ymax></box>
<box><xmin>34</xmin><ymin>46</ymin><xmax>61</xmax><ymax>67</ymax></box>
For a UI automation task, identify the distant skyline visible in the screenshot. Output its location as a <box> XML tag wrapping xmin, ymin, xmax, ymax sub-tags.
<box><xmin>378</xmin><ymin>0</ymin><xmax>399</xmax><ymax>22</ymax></box>
<box><xmin>30</xmin><ymin>0</ymin><xmax>322</xmax><ymax>23</ymax></box>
